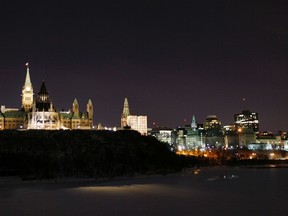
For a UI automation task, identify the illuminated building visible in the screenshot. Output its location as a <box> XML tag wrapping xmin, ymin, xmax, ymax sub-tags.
<box><xmin>0</xmin><ymin>63</ymin><xmax>93</xmax><ymax>130</ymax></box>
<box><xmin>0</xmin><ymin>112</ymin><xmax>3</xmax><ymax>129</ymax></box>
<box><xmin>186</xmin><ymin>115</ymin><xmax>204</xmax><ymax>149</ymax></box>
<box><xmin>0</xmin><ymin>106</ymin><xmax>26</xmax><ymax>129</ymax></box>
<box><xmin>127</xmin><ymin>115</ymin><xmax>147</xmax><ymax>135</ymax></box>
<box><xmin>28</xmin><ymin>81</ymin><xmax>60</xmax><ymax>129</ymax></box>
<box><xmin>223</xmin><ymin>125</ymin><xmax>239</xmax><ymax>148</ymax></box>
<box><xmin>256</xmin><ymin>131</ymin><xmax>281</xmax><ymax>148</ymax></box>
<box><xmin>238</xmin><ymin>128</ymin><xmax>256</xmax><ymax>147</ymax></box>
<box><xmin>203</xmin><ymin>115</ymin><xmax>224</xmax><ymax>148</ymax></box>
<box><xmin>234</xmin><ymin>110</ymin><xmax>259</xmax><ymax>132</ymax></box>
<box><xmin>150</xmin><ymin>127</ymin><xmax>173</xmax><ymax>145</ymax></box>
<box><xmin>175</xmin><ymin>127</ymin><xmax>186</xmax><ymax>150</ymax></box>
<box><xmin>121</xmin><ymin>98</ymin><xmax>130</xmax><ymax>128</ymax></box>
<box><xmin>59</xmin><ymin>99</ymin><xmax>93</xmax><ymax>129</ymax></box>
<box><xmin>21</xmin><ymin>63</ymin><xmax>34</xmax><ymax>111</ymax></box>
<box><xmin>121</xmin><ymin>98</ymin><xmax>147</xmax><ymax>135</ymax></box>
<box><xmin>203</xmin><ymin>115</ymin><xmax>221</xmax><ymax>130</ymax></box>
<box><xmin>283</xmin><ymin>139</ymin><xmax>288</xmax><ymax>151</ymax></box>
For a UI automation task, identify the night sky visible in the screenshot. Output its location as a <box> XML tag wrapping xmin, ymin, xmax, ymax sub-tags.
<box><xmin>0</xmin><ymin>0</ymin><xmax>287</xmax><ymax>132</ymax></box>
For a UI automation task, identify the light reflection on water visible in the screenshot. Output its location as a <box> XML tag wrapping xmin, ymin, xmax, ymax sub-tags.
<box><xmin>1</xmin><ymin>166</ymin><xmax>288</xmax><ymax>216</ymax></box>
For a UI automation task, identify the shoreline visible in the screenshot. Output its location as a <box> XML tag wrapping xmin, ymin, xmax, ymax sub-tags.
<box><xmin>1</xmin><ymin>163</ymin><xmax>288</xmax><ymax>186</ymax></box>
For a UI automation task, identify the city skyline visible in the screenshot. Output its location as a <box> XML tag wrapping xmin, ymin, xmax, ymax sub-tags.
<box><xmin>0</xmin><ymin>66</ymin><xmax>276</xmax><ymax>133</ymax></box>
<box><xmin>1</xmin><ymin>1</ymin><xmax>287</xmax><ymax>132</ymax></box>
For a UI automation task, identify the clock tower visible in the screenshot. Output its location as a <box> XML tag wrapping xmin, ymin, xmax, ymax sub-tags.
<box><xmin>21</xmin><ymin>63</ymin><xmax>34</xmax><ymax>111</ymax></box>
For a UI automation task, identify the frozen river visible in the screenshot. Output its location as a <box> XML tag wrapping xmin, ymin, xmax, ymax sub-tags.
<box><xmin>0</xmin><ymin>166</ymin><xmax>287</xmax><ymax>216</ymax></box>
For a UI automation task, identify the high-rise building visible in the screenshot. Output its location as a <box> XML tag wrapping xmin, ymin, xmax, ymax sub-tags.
<box><xmin>127</xmin><ymin>115</ymin><xmax>147</xmax><ymax>135</ymax></box>
<box><xmin>203</xmin><ymin>115</ymin><xmax>224</xmax><ymax>148</ymax></box>
<box><xmin>234</xmin><ymin>110</ymin><xmax>259</xmax><ymax>132</ymax></box>
<box><xmin>203</xmin><ymin>115</ymin><xmax>222</xmax><ymax>130</ymax></box>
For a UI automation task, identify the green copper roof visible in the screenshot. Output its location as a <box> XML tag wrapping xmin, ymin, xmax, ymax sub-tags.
<box><xmin>59</xmin><ymin>112</ymin><xmax>73</xmax><ymax>119</ymax></box>
<box><xmin>2</xmin><ymin>111</ymin><xmax>26</xmax><ymax>118</ymax></box>
<box><xmin>81</xmin><ymin>112</ymin><xmax>88</xmax><ymax>119</ymax></box>
<box><xmin>72</xmin><ymin>113</ymin><xmax>81</xmax><ymax>119</ymax></box>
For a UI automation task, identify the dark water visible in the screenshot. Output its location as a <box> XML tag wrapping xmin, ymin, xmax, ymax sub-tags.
<box><xmin>0</xmin><ymin>166</ymin><xmax>287</xmax><ymax>216</ymax></box>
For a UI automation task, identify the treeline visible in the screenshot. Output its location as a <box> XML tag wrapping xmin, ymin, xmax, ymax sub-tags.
<box><xmin>0</xmin><ymin>130</ymin><xmax>208</xmax><ymax>179</ymax></box>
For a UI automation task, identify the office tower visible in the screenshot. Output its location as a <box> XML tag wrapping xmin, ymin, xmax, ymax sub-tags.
<box><xmin>234</xmin><ymin>110</ymin><xmax>259</xmax><ymax>132</ymax></box>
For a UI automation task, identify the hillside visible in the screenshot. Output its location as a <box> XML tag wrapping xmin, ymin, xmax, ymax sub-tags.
<box><xmin>0</xmin><ymin>130</ymin><xmax>199</xmax><ymax>179</ymax></box>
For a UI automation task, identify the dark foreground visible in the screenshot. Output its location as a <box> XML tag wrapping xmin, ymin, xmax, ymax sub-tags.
<box><xmin>0</xmin><ymin>166</ymin><xmax>287</xmax><ymax>216</ymax></box>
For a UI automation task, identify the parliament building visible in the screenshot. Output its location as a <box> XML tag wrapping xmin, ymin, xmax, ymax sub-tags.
<box><xmin>0</xmin><ymin>64</ymin><xmax>93</xmax><ymax>130</ymax></box>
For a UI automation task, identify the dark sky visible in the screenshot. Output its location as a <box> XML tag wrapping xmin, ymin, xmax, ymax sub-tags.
<box><xmin>0</xmin><ymin>0</ymin><xmax>287</xmax><ymax>132</ymax></box>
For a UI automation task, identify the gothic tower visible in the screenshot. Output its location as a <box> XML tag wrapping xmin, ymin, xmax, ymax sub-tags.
<box><xmin>121</xmin><ymin>97</ymin><xmax>130</xmax><ymax>128</ymax></box>
<box><xmin>21</xmin><ymin>63</ymin><xmax>34</xmax><ymax>111</ymax></box>
<box><xmin>37</xmin><ymin>81</ymin><xmax>49</xmax><ymax>103</ymax></box>
<box><xmin>191</xmin><ymin>115</ymin><xmax>197</xmax><ymax>131</ymax></box>
<box><xmin>73</xmin><ymin>98</ymin><xmax>79</xmax><ymax>116</ymax></box>
<box><xmin>87</xmin><ymin>99</ymin><xmax>93</xmax><ymax>127</ymax></box>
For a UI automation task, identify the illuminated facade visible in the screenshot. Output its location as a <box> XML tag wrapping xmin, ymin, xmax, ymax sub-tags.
<box><xmin>203</xmin><ymin>115</ymin><xmax>221</xmax><ymax>130</ymax></box>
<box><xmin>151</xmin><ymin>127</ymin><xmax>173</xmax><ymax>145</ymax></box>
<box><xmin>27</xmin><ymin>81</ymin><xmax>60</xmax><ymax>129</ymax></box>
<box><xmin>121</xmin><ymin>98</ymin><xmax>147</xmax><ymax>135</ymax></box>
<box><xmin>0</xmin><ymin>64</ymin><xmax>93</xmax><ymax>130</ymax></box>
<box><xmin>203</xmin><ymin>115</ymin><xmax>224</xmax><ymax>148</ymax></box>
<box><xmin>127</xmin><ymin>115</ymin><xmax>148</xmax><ymax>135</ymax></box>
<box><xmin>0</xmin><ymin>106</ymin><xmax>26</xmax><ymax>129</ymax></box>
<box><xmin>238</xmin><ymin>128</ymin><xmax>256</xmax><ymax>147</ymax></box>
<box><xmin>234</xmin><ymin>110</ymin><xmax>259</xmax><ymax>132</ymax></box>
<box><xmin>59</xmin><ymin>99</ymin><xmax>93</xmax><ymax>129</ymax></box>
<box><xmin>21</xmin><ymin>63</ymin><xmax>34</xmax><ymax>111</ymax></box>
<box><xmin>121</xmin><ymin>97</ymin><xmax>130</xmax><ymax>128</ymax></box>
<box><xmin>186</xmin><ymin>115</ymin><xmax>204</xmax><ymax>149</ymax></box>
<box><xmin>223</xmin><ymin>125</ymin><xmax>239</xmax><ymax>148</ymax></box>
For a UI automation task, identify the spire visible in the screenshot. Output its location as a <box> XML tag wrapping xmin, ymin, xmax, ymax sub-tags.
<box><xmin>73</xmin><ymin>98</ymin><xmax>79</xmax><ymax>115</ymax></box>
<box><xmin>25</xmin><ymin>63</ymin><xmax>32</xmax><ymax>85</ymax></box>
<box><xmin>73</xmin><ymin>98</ymin><xmax>79</xmax><ymax>106</ymax></box>
<box><xmin>22</xmin><ymin>62</ymin><xmax>34</xmax><ymax>111</ymax></box>
<box><xmin>87</xmin><ymin>99</ymin><xmax>93</xmax><ymax>106</ymax></box>
<box><xmin>191</xmin><ymin>115</ymin><xmax>197</xmax><ymax>131</ymax></box>
<box><xmin>121</xmin><ymin>98</ymin><xmax>130</xmax><ymax>128</ymax></box>
<box><xmin>87</xmin><ymin>99</ymin><xmax>93</xmax><ymax>113</ymax></box>
<box><xmin>37</xmin><ymin>81</ymin><xmax>50</xmax><ymax>103</ymax></box>
<box><xmin>122</xmin><ymin>97</ymin><xmax>130</xmax><ymax>117</ymax></box>
<box><xmin>87</xmin><ymin>99</ymin><xmax>93</xmax><ymax>127</ymax></box>
<box><xmin>49</xmin><ymin>101</ymin><xmax>54</xmax><ymax>112</ymax></box>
